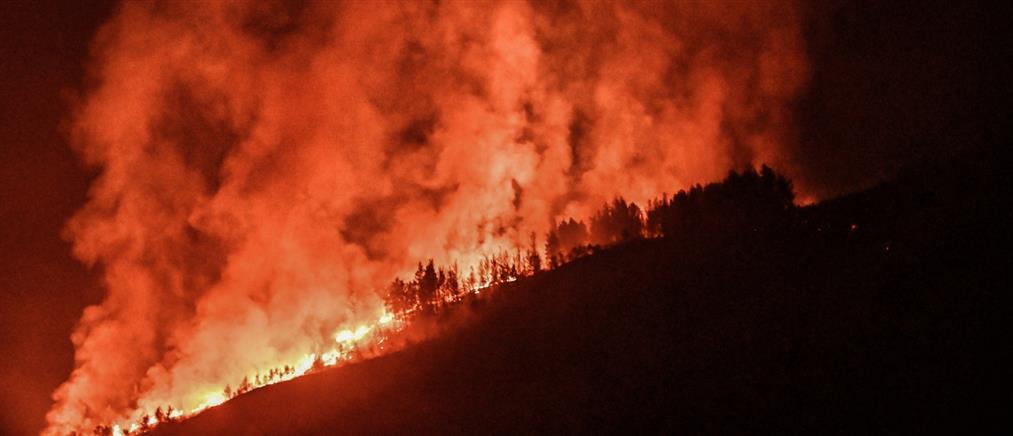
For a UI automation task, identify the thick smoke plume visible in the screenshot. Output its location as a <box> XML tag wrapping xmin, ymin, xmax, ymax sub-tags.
<box><xmin>47</xmin><ymin>1</ymin><xmax>808</xmax><ymax>433</ymax></box>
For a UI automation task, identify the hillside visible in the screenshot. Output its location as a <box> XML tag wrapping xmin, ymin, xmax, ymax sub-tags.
<box><xmin>152</xmin><ymin>148</ymin><xmax>1005</xmax><ymax>435</ymax></box>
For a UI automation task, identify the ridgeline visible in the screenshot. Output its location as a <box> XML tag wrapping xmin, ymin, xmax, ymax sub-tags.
<box><xmin>152</xmin><ymin>147</ymin><xmax>1005</xmax><ymax>435</ymax></box>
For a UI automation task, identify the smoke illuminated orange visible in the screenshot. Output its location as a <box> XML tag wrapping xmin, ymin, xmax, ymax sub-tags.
<box><xmin>46</xmin><ymin>1</ymin><xmax>809</xmax><ymax>434</ymax></box>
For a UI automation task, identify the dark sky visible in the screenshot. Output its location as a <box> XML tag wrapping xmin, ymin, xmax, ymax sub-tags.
<box><xmin>1</xmin><ymin>1</ymin><xmax>115</xmax><ymax>434</ymax></box>
<box><xmin>793</xmin><ymin>1</ymin><xmax>989</xmax><ymax>199</ymax></box>
<box><xmin>0</xmin><ymin>1</ymin><xmax>989</xmax><ymax>435</ymax></box>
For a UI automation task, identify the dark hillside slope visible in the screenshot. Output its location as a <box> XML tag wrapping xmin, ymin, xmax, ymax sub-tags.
<box><xmin>154</xmin><ymin>149</ymin><xmax>1005</xmax><ymax>435</ymax></box>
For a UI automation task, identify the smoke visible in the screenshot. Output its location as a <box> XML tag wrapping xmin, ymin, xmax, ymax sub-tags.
<box><xmin>46</xmin><ymin>0</ymin><xmax>808</xmax><ymax>433</ymax></box>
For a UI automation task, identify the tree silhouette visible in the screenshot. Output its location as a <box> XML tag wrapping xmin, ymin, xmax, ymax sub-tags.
<box><xmin>466</xmin><ymin>268</ymin><xmax>477</xmax><ymax>292</ymax></box>
<box><xmin>311</xmin><ymin>354</ymin><xmax>325</xmax><ymax>373</ymax></box>
<box><xmin>527</xmin><ymin>232</ymin><xmax>542</xmax><ymax>274</ymax></box>
<box><xmin>238</xmin><ymin>376</ymin><xmax>251</xmax><ymax>395</ymax></box>
<box><xmin>478</xmin><ymin>258</ymin><xmax>489</xmax><ymax>286</ymax></box>
<box><xmin>439</xmin><ymin>266</ymin><xmax>460</xmax><ymax>303</ymax></box>
<box><xmin>418</xmin><ymin>260</ymin><xmax>439</xmax><ymax>314</ymax></box>
<box><xmin>558</xmin><ymin>218</ymin><xmax>589</xmax><ymax>254</ymax></box>
<box><xmin>383</xmin><ymin>278</ymin><xmax>411</xmax><ymax>321</ymax></box>
<box><xmin>645</xmin><ymin>165</ymin><xmax>794</xmax><ymax>240</ymax></box>
<box><xmin>545</xmin><ymin>229</ymin><xmax>561</xmax><ymax>269</ymax></box>
<box><xmin>546</xmin><ymin>218</ymin><xmax>590</xmax><ymax>266</ymax></box>
<box><xmin>589</xmin><ymin>197</ymin><xmax>644</xmax><ymax>245</ymax></box>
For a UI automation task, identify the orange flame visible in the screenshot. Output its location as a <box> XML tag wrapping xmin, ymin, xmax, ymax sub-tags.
<box><xmin>46</xmin><ymin>1</ymin><xmax>809</xmax><ymax>434</ymax></box>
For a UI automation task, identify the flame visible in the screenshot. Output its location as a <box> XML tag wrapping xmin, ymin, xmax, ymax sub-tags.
<box><xmin>335</xmin><ymin>325</ymin><xmax>372</xmax><ymax>343</ymax></box>
<box><xmin>321</xmin><ymin>350</ymin><xmax>341</xmax><ymax>366</ymax></box>
<box><xmin>296</xmin><ymin>354</ymin><xmax>317</xmax><ymax>376</ymax></box>
<box><xmin>91</xmin><ymin>310</ymin><xmax>402</xmax><ymax>434</ymax></box>
<box><xmin>93</xmin><ymin>309</ymin><xmax>399</xmax><ymax>433</ymax></box>
<box><xmin>192</xmin><ymin>392</ymin><xmax>227</xmax><ymax>414</ymax></box>
<box><xmin>45</xmin><ymin>1</ymin><xmax>810</xmax><ymax>434</ymax></box>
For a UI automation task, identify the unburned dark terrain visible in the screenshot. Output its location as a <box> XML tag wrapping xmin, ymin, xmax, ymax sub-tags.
<box><xmin>153</xmin><ymin>147</ymin><xmax>1005</xmax><ymax>435</ymax></box>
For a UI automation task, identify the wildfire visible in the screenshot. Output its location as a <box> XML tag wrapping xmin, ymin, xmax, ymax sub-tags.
<box><xmin>95</xmin><ymin>242</ymin><xmax>544</xmax><ymax>435</ymax></box>
<box><xmin>191</xmin><ymin>392</ymin><xmax>226</xmax><ymax>414</ymax></box>
<box><xmin>46</xmin><ymin>0</ymin><xmax>810</xmax><ymax>434</ymax></box>
<box><xmin>335</xmin><ymin>325</ymin><xmax>372</xmax><ymax>343</ymax></box>
<box><xmin>77</xmin><ymin>161</ymin><xmax>800</xmax><ymax>434</ymax></box>
<box><xmin>97</xmin><ymin>259</ymin><xmax>531</xmax><ymax>435</ymax></box>
<box><xmin>96</xmin><ymin>310</ymin><xmax>402</xmax><ymax>434</ymax></box>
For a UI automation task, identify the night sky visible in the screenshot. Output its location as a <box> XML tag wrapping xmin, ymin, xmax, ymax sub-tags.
<box><xmin>2</xmin><ymin>2</ymin><xmax>115</xmax><ymax>435</ymax></box>
<box><xmin>0</xmin><ymin>1</ymin><xmax>990</xmax><ymax>434</ymax></box>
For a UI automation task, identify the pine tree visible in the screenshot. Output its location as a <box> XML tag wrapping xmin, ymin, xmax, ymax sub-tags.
<box><xmin>238</xmin><ymin>376</ymin><xmax>251</xmax><ymax>395</ymax></box>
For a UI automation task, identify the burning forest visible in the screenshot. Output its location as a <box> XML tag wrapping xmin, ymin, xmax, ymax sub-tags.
<box><xmin>40</xmin><ymin>1</ymin><xmax>809</xmax><ymax>434</ymax></box>
<box><xmin>83</xmin><ymin>164</ymin><xmax>797</xmax><ymax>435</ymax></box>
<box><xmin>1</xmin><ymin>0</ymin><xmax>998</xmax><ymax>435</ymax></box>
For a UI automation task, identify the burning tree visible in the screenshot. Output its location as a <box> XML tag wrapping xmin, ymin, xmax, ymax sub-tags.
<box><xmin>383</xmin><ymin>278</ymin><xmax>413</xmax><ymax>322</ymax></box>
